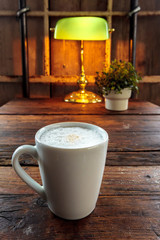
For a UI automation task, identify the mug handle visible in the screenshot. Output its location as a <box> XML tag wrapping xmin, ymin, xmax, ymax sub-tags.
<box><xmin>12</xmin><ymin>145</ymin><xmax>46</xmax><ymax>200</ymax></box>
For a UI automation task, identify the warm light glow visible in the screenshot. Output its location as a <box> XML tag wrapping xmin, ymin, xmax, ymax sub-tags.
<box><xmin>104</xmin><ymin>39</ymin><xmax>111</xmax><ymax>71</ymax></box>
<box><xmin>53</xmin><ymin>16</ymin><xmax>109</xmax><ymax>103</ymax></box>
<box><xmin>44</xmin><ymin>36</ymin><xmax>50</xmax><ymax>76</ymax></box>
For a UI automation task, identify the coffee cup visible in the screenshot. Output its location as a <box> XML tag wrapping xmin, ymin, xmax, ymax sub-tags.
<box><xmin>12</xmin><ymin>122</ymin><xmax>108</xmax><ymax>220</ymax></box>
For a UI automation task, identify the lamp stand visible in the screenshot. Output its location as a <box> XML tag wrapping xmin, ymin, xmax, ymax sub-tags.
<box><xmin>64</xmin><ymin>40</ymin><xmax>102</xmax><ymax>103</ymax></box>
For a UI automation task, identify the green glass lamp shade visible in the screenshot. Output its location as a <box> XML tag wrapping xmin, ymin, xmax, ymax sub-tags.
<box><xmin>54</xmin><ymin>17</ymin><xmax>109</xmax><ymax>40</ymax></box>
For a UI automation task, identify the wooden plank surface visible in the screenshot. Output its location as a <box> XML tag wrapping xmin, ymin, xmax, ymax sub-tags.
<box><xmin>1</xmin><ymin>194</ymin><xmax>160</xmax><ymax>239</ymax></box>
<box><xmin>1</xmin><ymin>114</ymin><xmax>160</xmax><ymax>131</ymax></box>
<box><xmin>1</xmin><ymin>166</ymin><xmax>160</xmax><ymax>196</ymax></box>
<box><xmin>0</xmin><ymin>115</ymin><xmax>160</xmax><ymax>151</ymax></box>
<box><xmin>0</xmin><ymin>99</ymin><xmax>160</xmax><ymax>239</ymax></box>
<box><xmin>0</xmin><ymin>98</ymin><xmax>160</xmax><ymax>115</ymax></box>
<box><xmin>1</xmin><ymin>149</ymin><xmax>160</xmax><ymax>166</ymax></box>
<box><xmin>0</xmin><ymin>113</ymin><xmax>160</xmax><ymax>166</ymax></box>
<box><xmin>1</xmin><ymin>166</ymin><xmax>160</xmax><ymax>239</ymax></box>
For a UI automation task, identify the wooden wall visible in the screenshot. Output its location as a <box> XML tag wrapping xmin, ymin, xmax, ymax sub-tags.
<box><xmin>0</xmin><ymin>0</ymin><xmax>160</xmax><ymax>105</ymax></box>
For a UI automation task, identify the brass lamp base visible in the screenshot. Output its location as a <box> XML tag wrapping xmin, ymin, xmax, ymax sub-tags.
<box><xmin>64</xmin><ymin>89</ymin><xmax>102</xmax><ymax>103</ymax></box>
<box><xmin>64</xmin><ymin>40</ymin><xmax>102</xmax><ymax>103</ymax></box>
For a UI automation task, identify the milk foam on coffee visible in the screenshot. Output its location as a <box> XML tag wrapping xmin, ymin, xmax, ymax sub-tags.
<box><xmin>40</xmin><ymin>127</ymin><xmax>104</xmax><ymax>148</ymax></box>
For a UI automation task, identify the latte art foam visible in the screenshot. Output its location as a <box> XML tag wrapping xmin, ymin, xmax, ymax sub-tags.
<box><xmin>40</xmin><ymin>127</ymin><xmax>104</xmax><ymax>148</ymax></box>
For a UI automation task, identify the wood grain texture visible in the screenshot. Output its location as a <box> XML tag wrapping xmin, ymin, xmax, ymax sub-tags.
<box><xmin>0</xmin><ymin>98</ymin><xmax>160</xmax><ymax>239</ymax></box>
<box><xmin>50</xmin><ymin>0</ymin><xmax>108</xmax><ymax>11</ymax></box>
<box><xmin>112</xmin><ymin>0</ymin><xmax>130</xmax><ymax>11</ymax></box>
<box><xmin>138</xmin><ymin>81</ymin><xmax>160</xmax><ymax>106</ymax></box>
<box><xmin>0</xmin><ymin>99</ymin><xmax>160</xmax><ymax>167</ymax></box>
<box><xmin>1</xmin><ymin>166</ymin><xmax>160</xmax><ymax>196</ymax></box>
<box><xmin>136</xmin><ymin>15</ymin><xmax>160</xmax><ymax>75</ymax></box>
<box><xmin>1</xmin><ymin>0</ymin><xmax>160</xmax><ymax>79</ymax></box>
<box><xmin>0</xmin><ymin>98</ymin><xmax>160</xmax><ymax>115</ymax></box>
<box><xmin>0</xmin><ymin>17</ymin><xmax>21</xmax><ymax>76</ymax></box>
<box><xmin>1</xmin><ymin>166</ymin><xmax>160</xmax><ymax>239</ymax></box>
<box><xmin>1</xmin><ymin>149</ymin><xmax>160</xmax><ymax>167</ymax></box>
<box><xmin>51</xmin><ymin>40</ymin><xmax>80</xmax><ymax>76</ymax></box>
<box><xmin>111</xmin><ymin>16</ymin><xmax>130</xmax><ymax>61</ymax></box>
<box><xmin>1</xmin><ymin>194</ymin><xmax>160</xmax><ymax>240</ymax></box>
<box><xmin>139</xmin><ymin>0</ymin><xmax>160</xmax><ymax>11</ymax></box>
<box><xmin>0</xmin><ymin>115</ymin><xmax>160</xmax><ymax>152</ymax></box>
<box><xmin>28</xmin><ymin>17</ymin><xmax>44</xmax><ymax>76</ymax></box>
<box><xmin>0</xmin><ymin>83</ymin><xmax>51</xmax><ymax>107</ymax></box>
<box><xmin>51</xmin><ymin>39</ymin><xmax>106</xmax><ymax>76</ymax></box>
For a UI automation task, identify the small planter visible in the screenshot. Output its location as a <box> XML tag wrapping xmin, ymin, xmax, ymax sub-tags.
<box><xmin>95</xmin><ymin>60</ymin><xmax>142</xmax><ymax>111</ymax></box>
<box><xmin>104</xmin><ymin>88</ymin><xmax>132</xmax><ymax>111</ymax></box>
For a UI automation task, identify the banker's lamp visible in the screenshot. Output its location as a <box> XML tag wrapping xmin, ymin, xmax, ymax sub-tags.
<box><xmin>54</xmin><ymin>17</ymin><xmax>109</xmax><ymax>103</ymax></box>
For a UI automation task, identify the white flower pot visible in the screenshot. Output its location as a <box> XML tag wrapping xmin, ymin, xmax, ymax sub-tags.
<box><xmin>104</xmin><ymin>88</ymin><xmax>132</xmax><ymax>111</ymax></box>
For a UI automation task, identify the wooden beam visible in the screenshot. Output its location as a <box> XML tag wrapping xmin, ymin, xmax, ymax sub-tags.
<box><xmin>0</xmin><ymin>75</ymin><xmax>160</xmax><ymax>84</ymax></box>
<box><xmin>141</xmin><ymin>76</ymin><xmax>160</xmax><ymax>83</ymax></box>
<box><xmin>1</xmin><ymin>10</ymin><xmax>160</xmax><ymax>18</ymax></box>
<box><xmin>139</xmin><ymin>11</ymin><xmax>160</xmax><ymax>16</ymax></box>
<box><xmin>107</xmin><ymin>0</ymin><xmax>113</xmax><ymax>29</ymax></box>
<box><xmin>0</xmin><ymin>11</ymin><xmax>16</xmax><ymax>16</ymax></box>
<box><xmin>104</xmin><ymin>0</ymin><xmax>113</xmax><ymax>71</ymax></box>
<box><xmin>44</xmin><ymin>0</ymin><xmax>50</xmax><ymax>76</ymax></box>
<box><xmin>0</xmin><ymin>76</ymin><xmax>22</xmax><ymax>83</ymax></box>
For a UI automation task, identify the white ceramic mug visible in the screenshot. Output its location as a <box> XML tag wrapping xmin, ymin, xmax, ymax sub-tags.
<box><xmin>12</xmin><ymin>122</ymin><xmax>108</xmax><ymax>220</ymax></box>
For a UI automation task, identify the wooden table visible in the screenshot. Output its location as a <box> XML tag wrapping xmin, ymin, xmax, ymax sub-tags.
<box><xmin>0</xmin><ymin>98</ymin><xmax>160</xmax><ymax>239</ymax></box>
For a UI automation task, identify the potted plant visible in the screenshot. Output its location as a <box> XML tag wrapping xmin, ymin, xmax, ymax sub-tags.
<box><xmin>95</xmin><ymin>60</ymin><xmax>142</xmax><ymax>111</ymax></box>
